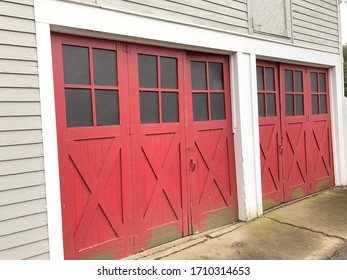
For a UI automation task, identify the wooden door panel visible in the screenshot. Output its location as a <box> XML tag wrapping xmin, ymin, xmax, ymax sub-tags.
<box><xmin>187</xmin><ymin>54</ymin><xmax>238</xmax><ymax>233</ymax></box>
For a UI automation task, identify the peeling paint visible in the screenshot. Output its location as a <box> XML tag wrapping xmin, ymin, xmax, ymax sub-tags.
<box><xmin>315</xmin><ymin>179</ymin><xmax>331</xmax><ymax>192</ymax></box>
<box><xmin>147</xmin><ymin>225</ymin><xmax>181</xmax><ymax>249</ymax></box>
<box><xmin>292</xmin><ymin>188</ymin><xmax>305</xmax><ymax>200</ymax></box>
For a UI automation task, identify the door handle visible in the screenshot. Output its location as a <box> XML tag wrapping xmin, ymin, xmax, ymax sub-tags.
<box><xmin>189</xmin><ymin>159</ymin><xmax>196</xmax><ymax>172</ymax></box>
<box><xmin>279</xmin><ymin>145</ymin><xmax>283</xmax><ymax>155</ymax></box>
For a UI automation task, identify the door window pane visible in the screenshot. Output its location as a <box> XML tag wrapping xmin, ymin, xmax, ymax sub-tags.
<box><xmin>295</xmin><ymin>71</ymin><xmax>303</xmax><ymax>92</ymax></box>
<box><xmin>285</xmin><ymin>70</ymin><xmax>293</xmax><ymax>92</ymax></box>
<box><xmin>258</xmin><ymin>93</ymin><xmax>265</xmax><ymax>117</ymax></box>
<box><xmin>95</xmin><ymin>90</ymin><xmax>119</xmax><ymax>126</ymax></box>
<box><xmin>93</xmin><ymin>49</ymin><xmax>117</xmax><ymax>86</ymax></box>
<box><xmin>320</xmin><ymin>94</ymin><xmax>327</xmax><ymax>114</ymax></box>
<box><xmin>257</xmin><ymin>66</ymin><xmax>264</xmax><ymax>91</ymax></box>
<box><xmin>191</xmin><ymin>62</ymin><xmax>207</xmax><ymax>90</ymax></box>
<box><xmin>210</xmin><ymin>93</ymin><xmax>225</xmax><ymax>120</ymax></box>
<box><xmin>319</xmin><ymin>73</ymin><xmax>326</xmax><ymax>92</ymax></box>
<box><xmin>63</xmin><ymin>45</ymin><xmax>90</xmax><ymax>85</ymax></box>
<box><xmin>162</xmin><ymin>92</ymin><xmax>178</xmax><ymax>123</ymax></box>
<box><xmin>140</xmin><ymin>91</ymin><xmax>159</xmax><ymax>123</ymax></box>
<box><xmin>193</xmin><ymin>93</ymin><xmax>208</xmax><ymax>121</ymax></box>
<box><xmin>310</xmin><ymin>72</ymin><xmax>318</xmax><ymax>92</ymax></box>
<box><xmin>285</xmin><ymin>94</ymin><xmax>294</xmax><ymax>116</ymax></box>
<box><xmin>265</xmin><ymin>67</ymin><xmax>275</xmax><ymax>91</ymax></box>
<box><xmin>312</xmin><ymin>94</ymin><xmax>319</xmax><ymax>115</ymax></box>
<box><xmin>65</xmin><ymin>89</ymin><xmax>92</xmax><ymax>127</ymax></box>
<box><xmin>208</xmin><ymin>62</ymin><xmax>224</xmax><ymax>90</ymax></box>
<box><xmin>138</xmin><ymin>55</ymin><xmax>158</xmax><ymax>88</ymax></box>
<box><xmin>160</xmin><ymin>57</ymin><xmax>178</xmax><ymax>89</ymax></box>
<box><xmin>295</xmin><ymin>94</ymin><xmax>304</xmax><ymax>116</ymax></box>
<box><xmin>266</xmin><ymin>93</ymin><xmax>276</xmax><ymax>116</ymax></box>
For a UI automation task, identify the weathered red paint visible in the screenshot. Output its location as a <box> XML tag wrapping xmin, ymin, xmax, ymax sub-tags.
<box><xmin>52</xmin><ymin>33</ymin><xmax>238</xmax><ymax>259</ymax></box>
<box><xmin>258</xmin><ymin>61</ymin><xmax>334</xmax><ymax>209</ymax></box>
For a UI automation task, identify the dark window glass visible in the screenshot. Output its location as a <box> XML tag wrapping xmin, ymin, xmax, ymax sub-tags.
<box><xmin>319</xmin><ymin>73</ymin><xmax>326</xmax><ymax>92</ymax></box>
<box><xmin>95</xmin><ymin>90</ymin><xmax>119</xmax><ymax>126</ymax></box>
<box><xmin>191</xmin><ymin>62</ymin><xmax>207</xmax><ymax>90</ymax></box>
<box><xmin>138</xmin><ymin>55</ymin><xmax>158</xmax><ymax>88</ymax></box>
<box><xmin>295</xmin><ymin>71</ymin><xmax>303</xmax><ymax>92</ymax></box>
<box><xmin>160</xmin><ymin>57</ymin><xmax>178</xmax><ymax>89</ymax></box>
<box><xmin>320</xmin><ymin>94</ymin><xmax>327</xmax><ymax>114</ymax></box>
<box><xmin>162</xmin><ymin>92</ymin><xmax>179</xmax><ymax>123</ymax></box>
<box><xmin>285</xmin><ymin>94</ymin><xmax>294</xmax><ymax>116</ymax></box>
<box><xmin>140</xmin><ymin>91</ymin><xmax>159</xmax><ymax>124</ymax></box>
<box><xmin>267</xmin><ymin>94</ymin><xmax>276</xmax><ymax>116</ymax></box>
<box><xmin>265</xmin><ymin>67</ymin><xmax>275</xmax><ymax>91</ymax></box>
<box><xmin>312</xmin><ymin>94</ymin><xmax>319</xmax><ymax>115</ymax></box>
<box><xmin>63</xmin><ymin>45</ymin><xmax>90</xmax><ymax>85</ymax></box>
<box><xmin>310</xmin><ymin>72</ymin><xmax>318</xmax><ymax>92</ymax></box>
<box><xmin>193</xmin><ymin>93</ymin><xmax>208</xmax><ymax>121</ymax></box>
<box><xmin>65</xmin><ymin>89</ymin><xmax>92</xmax><ymax>127</ymax></box>
<box><xmin>295</xmin><ymin>94</ymin><xmax>304</xmax><ymax>116</ymax></box>
<box><xmin>93</xmin><ymin>49</ymin><xmax>117</xmax><ymax>86</ymax></box>
<box><xmin>257</xmin><ymin>66</ymin><xmax>264</xmax><ymax>91</ymax></box>
<box><xmin>258</xmin><ymin>93</ymin><xmax>265</xmax><ymax>117</ymax></box>
<box><xmin>211</xmin><ymin>93</ymin><xmax>225</xmax><ymax>120</ymax></box>
<box><xmin>285</xmin><ymin>70</ymin><xmax>293</xmax><ymax>92</ymax></box>
<box><xmin>209</xmin><ymin>62</ymin><xmax>224</xmax><ymax>90</ymax></box>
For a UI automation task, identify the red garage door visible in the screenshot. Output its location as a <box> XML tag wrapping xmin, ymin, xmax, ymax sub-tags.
<box><xmin>51</xmin><ymin>33</ymin><xmax>237</xmax><ymax>259</ymax></box>
<box><xmin>257</xmin><ymin>61</ymin><xmax>334</xmax><ymax>210</ymax></box>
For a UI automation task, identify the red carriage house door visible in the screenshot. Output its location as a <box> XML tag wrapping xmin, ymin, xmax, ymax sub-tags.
<box><xmin>308</xmin><ymin>69</ymin><xmax>334</xmax><ymax>193</ymax></box>
<box><xmin>257</xmin><ymin>62</ymin><xmax>283</xmax><ymax>209</ymax></box>
<box><xmin>127</xmin><ymin>45</ymin><xmax>188</xmax><ymax>250</ymax></box>
<box><xmin>51</xmin><ymin>34</ymin><xmax>133</xmax><ymax>259</ymax></box>
<box><xmin>281</xmin><ymin>65</ymin><xmax>310</xmax><ymax>201</ymax></box>
<box><xmin>52</xmin><ymin>33</ymin><xmax>238</xmax><ymax>259</ymax></box>
<box><xmin>257</xmin><ymin>61</ymin><xmax>334</xmax><ymax>209</ymax></box>
<box><xmin>186</xmin><ymin>53</ymin><xmax>238</xmax><ymax>233</ymax></box>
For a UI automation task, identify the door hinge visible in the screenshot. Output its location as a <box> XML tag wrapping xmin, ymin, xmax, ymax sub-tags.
<box><xmin>126</xmin><ymin>125</ymin><xmax>135</xmax><ymax>135</ymax></box>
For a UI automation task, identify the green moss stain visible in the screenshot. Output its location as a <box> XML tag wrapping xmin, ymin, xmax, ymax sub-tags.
<box><xmin>315</xmin><ymin>179</ymin><xmax>331</xmax><ymax>192</ymax></box>
<box><xmin>202</xmin><ymin>208</ymin><xmax>233</xmax><ymax>232</ymax></box>
<box><xmin>81</xmin><ymin>247</ymin><xmax>119</xmax><ymax>260</ymax></box>
<box><xmin>263</xmin><ymin>199</ymin><xmax>279</xmax><ymax>210</ymax></box>
<box><xmin>148</xmin><ymin>225</ymin><xmax>181</xmax><ymax>249</ymax></box>
<box><xmin>292</xmin><ymin>188</ymin><xmax>305</xmax><ymax>200</ymax></box>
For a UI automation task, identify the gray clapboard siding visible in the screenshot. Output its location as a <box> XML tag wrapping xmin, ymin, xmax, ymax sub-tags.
<box><xmin>0</xmin><ymin>1</ymin><xmax>34</xmax><ymax>19</ymax></box>
<box><xmin>0</xmin><ymin>116</ymin><xmax>42</xmax><ymax>131</ymax></box>
<box><xmin>0</xmin><ymin>88</ymin><xmax>40</xmax><ymax>102</ymax></box>
<box><xmin>0</xmin><ymin>144</ymin><xmax>43</xmax><ymax>161</ymax></box>
<box><xmin>0</xmin><ymin>185</ymin><xmax>46</xmax><ymax>207</ymax></box>
<box><xmin>0</xmin><ymin>171</ymin><xmax>45</xmax><ymax>192</ymax></box>
<box><xmin>0</xmin><ymin>240</ymin><xmax>49</xmax><ymax>260</ymax></box>
<box><xmin>0</xmin><ymin>157</ymin><xmax>44</xmax><ymax>176</ymax></box>
<box><xmin>0</xmin><ymin>15</ymin><xmax>36</xmax><ymax>33</ymax></box>
<box><xmin>292</xmin><ymin>0</ymin><xmax>339</xmax><ymax>52</ymax></box>
<box><xmin>0</xmin><ymin>226</ymin><xmax>48</xmax><ymax>251</ymax></box>
<box><xmin>0</xmin><ymin>102</ymin><xmax>41</xmax><ymax>116</ymax></box>
<box><xmin>70</xmin><ymin>0</ymin><xmax>249</xmax><ymax>33</ymax></box>
<box><xmin>0</xmin><ymin>212</ymin><xmax>47</xmax><ymax>237</ymax></box>
<box><xmin>0</xmin><ymin>0</ymin><xmax>48</xmax><ymax>260</ymax></box>
<box><xmin>0</xmin><ymin>198</ymin><xmax>47</xmax><ymax>221</ymax></box>
<box><xmin>25</xmin><ymin>252</ymin><xmax>50</xmax><ymax>260</ymax></box>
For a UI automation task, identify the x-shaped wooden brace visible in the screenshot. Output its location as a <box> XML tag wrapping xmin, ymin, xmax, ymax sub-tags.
<box><xmin>286</xmin><ymin>125</ymin><xmax>307</xmax><ymax>182</ymax></box>
<box><xmin>312</xmin><ymin>120</ymin><xmax>330</xmax><ymax>175</ymax></box>
<box><xmin>141</xmin><ymin>133</ymin><xmax>182</xmax><ymax>222</ymax></box>
<box><xmin>68</xmin><ymin>139</ymin><xmax>124</xmax><ymax>251</ymax></box>
<box><xmin>260</xmin><ymin>126</ymin><xmax>280</xmax><ymax>190</ymax></box>
<box><xmin>194</xmin><ymin>129</ymin><xmax>231</xmax><ymax>206</ymax></box>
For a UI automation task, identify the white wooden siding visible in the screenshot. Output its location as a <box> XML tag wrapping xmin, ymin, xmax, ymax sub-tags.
<box><xmin>0</xmin><ymin>0</ymin><xmax>49</xmax><ymax>260</ymax></box>
<box><xmin>67</xmin><ymin>0</ymin><xmax>249</xmax><ymax>34</ymax></box>
<box><xmin>292</xmin><ymin>0</ymin><xmax>339</xmax><ymax>52</ymax></box>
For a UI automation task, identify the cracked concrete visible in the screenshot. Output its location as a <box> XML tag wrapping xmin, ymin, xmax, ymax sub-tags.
<box><xmin>125</xmin><ymin>187</ymin><xmax>347</xmax><ymax>260</ymax></box>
